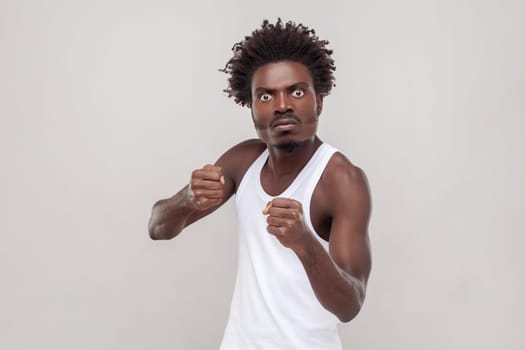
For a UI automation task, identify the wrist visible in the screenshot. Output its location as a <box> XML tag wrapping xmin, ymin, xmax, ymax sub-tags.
<box><xmin>182</xmin><ymin>185</ymin><xmax>200</xmax><ymax>210</ymax></box>
<box><xmin>293</xmin><ymin>231</ymin><xmax>319</xmax><ymax>259</ymax></box>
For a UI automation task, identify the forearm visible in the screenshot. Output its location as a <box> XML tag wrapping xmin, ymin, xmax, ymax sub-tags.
<box><xmin>296</xmin><ymin>236</ymin><xmax>366</xmax><ymax>323</ymax></box>
<box><xmin>148</xmin><ymin>185</ymin><xmax>196</xmax><ymax>240</ymax></box>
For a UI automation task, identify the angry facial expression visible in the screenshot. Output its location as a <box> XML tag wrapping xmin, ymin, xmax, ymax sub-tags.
<box><xmin>250</xmin><ymin>61</ymin><xmax>323</xmax><ymax>150</ymax></box>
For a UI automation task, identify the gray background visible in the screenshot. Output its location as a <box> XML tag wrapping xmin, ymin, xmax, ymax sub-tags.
<box><xmin>2</xmin><ymin>0</ymin><xmax>524</xmax><ymax>349</ymax></box>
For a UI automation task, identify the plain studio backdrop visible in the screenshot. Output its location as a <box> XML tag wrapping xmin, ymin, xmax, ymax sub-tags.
<box><xmin>1</xmin><ymin>0</ymin><xmax>524</xmax><ymax>349</ymax></box>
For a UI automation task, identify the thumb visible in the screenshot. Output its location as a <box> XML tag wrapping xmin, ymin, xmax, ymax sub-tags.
<box><xmin>262</xmin><ymin>201</ymin><xmax>272</xmax><ymax>215</ymax></box>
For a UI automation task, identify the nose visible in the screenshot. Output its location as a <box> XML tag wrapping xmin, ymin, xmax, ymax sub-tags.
<box><xmin>274</xmin><ymin>91</ymin><xmax>293</xmax><ymax>114</ymax></box>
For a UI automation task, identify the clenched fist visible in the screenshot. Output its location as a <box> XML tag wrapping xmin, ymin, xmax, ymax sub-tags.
<box><xmin>187</xmin><ymin>164</ymin><xmax>225</xmax><ymax>211</ymax></box>
<box><xmin>263</xmin><ymin>198</ymin><xmax>312</xmax><ymax>253</ymax></box>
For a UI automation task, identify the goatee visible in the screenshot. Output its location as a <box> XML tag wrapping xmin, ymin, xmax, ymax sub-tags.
<box><xmin>275</xmin><ymin>141</ymin><xmax>299</xmax><ymax>153</ymax></box>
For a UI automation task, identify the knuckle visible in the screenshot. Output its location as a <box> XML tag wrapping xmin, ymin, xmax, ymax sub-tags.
<box><xmin>192</xmin><ymin>169</ymin><xmax>203</xmax><ymax>178</ymax></box>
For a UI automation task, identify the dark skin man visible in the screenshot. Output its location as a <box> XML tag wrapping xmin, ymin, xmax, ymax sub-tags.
<box><xmin>148</xmin><ymin>60</ymin><xmax>372</xmax><ymax>323</ymax></box>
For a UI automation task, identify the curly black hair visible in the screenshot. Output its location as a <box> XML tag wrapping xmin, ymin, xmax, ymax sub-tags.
<box><xmin>221</xmin><ymin>19</ymin><xmax>336</xmax><ymax>107</ymax></box>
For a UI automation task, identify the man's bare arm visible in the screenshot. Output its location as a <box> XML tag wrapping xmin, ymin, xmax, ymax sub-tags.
<box><xmin>148</xmin><ymin>140</ymin><xmax>266</xmax><ymax>240</ymax></box>
<box><xmin>148</xmin><ymin>164</ymin><xmax>234</xmax><ymax>240</ymax></box>
<box><xmin>264</xmin><ymin>155</ymin><xmax>371</xmax><ymax>322</ymax></box>
<box><xmin>302</xmin><ymin>158</ymin><xmax>371</xmax><ymax>322</ymax></box>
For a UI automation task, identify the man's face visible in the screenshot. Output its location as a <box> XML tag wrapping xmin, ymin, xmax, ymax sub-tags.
<box><xmin>250</xmin><ymin>60</ymin><xmax>323</xmax><ymax>150</ymax></box>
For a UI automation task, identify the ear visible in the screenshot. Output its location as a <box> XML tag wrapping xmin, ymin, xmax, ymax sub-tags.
<box><xmin>316</xmin><ymin>94</ymin><xmax>324</xmax><ymax>116</ymax></box>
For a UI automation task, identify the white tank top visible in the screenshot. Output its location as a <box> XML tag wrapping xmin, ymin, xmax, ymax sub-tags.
<box><xmin>220</xmin><ymin>143</ymin><xmax>342</xmax><ymax>350</ymax></box>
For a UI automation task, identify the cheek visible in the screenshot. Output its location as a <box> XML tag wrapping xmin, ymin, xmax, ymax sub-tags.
<box><xmin>299</xmin><ymin>99</ymin><xmax>320</xmax><ymax>120</ymax></box>
<box><xmin>251</xmin><ymin>108</ymin><xmax>269</xmax><ymax>130</ymax></box>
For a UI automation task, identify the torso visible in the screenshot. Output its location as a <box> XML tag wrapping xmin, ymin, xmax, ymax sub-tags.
<box><xmin>224</xmin><ymin>139</ymin><xmax>336</xmax><ymax>242</ymax></box>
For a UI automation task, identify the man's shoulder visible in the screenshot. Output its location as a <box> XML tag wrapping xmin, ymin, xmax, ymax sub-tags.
<box><xmin>321</xmin><ymin>149</ymin><xmax>369</xmax><ymax>197</ymax></box>
<box><xmin>221</xmin><ymin>139</ymin><xmax>266</xmax><ymax>163</ymax></box>
<box><xmin>217</xmin><ymin>139</ymin><xmax>267</xmax><ymax>187</ymax></box>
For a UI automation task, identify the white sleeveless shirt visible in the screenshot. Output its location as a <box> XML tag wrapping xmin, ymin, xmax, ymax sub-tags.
<box><xmin>220</xmin><ymin>143</ymin><xmax>342</xmax><ymax>350</ymax></box>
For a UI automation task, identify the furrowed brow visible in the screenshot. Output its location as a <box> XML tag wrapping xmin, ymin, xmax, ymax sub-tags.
<box><xmin>287</xmin><ymin>82</ymin><xmax>310</xmax><ymax>90</ymax></box>
<box><xmin>254</xmin><ymin>87</ymin><xmax>274</xmax><ymax>94</ymax></box>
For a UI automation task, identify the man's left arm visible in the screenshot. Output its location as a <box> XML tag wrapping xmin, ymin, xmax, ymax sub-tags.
<box><xmin>264</xmin><ymin>159</ymin><xmax>371</xmax><ymax>322</ymax></box>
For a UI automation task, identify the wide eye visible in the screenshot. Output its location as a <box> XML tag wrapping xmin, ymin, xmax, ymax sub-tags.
<box><xmin>291</xmin><ymin>89</ymin><xmax>305</xmax><ymax>98</ymax></box>
<box><xmin>259</xmin><ymin>93</ymin><xmax>272</xmax><ymax>102</ymax></box>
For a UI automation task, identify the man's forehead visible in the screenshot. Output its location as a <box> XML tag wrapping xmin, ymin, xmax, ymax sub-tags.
<box><xmin>251</xmin><ymin>61</ymin><xmax>314</xmax><ymax>90</ymax></box>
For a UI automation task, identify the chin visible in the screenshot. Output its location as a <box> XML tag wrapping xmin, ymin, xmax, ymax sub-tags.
<box><xmin>275</xmin><ymin>141</ymin><xmax>299</xmax><ymax>153</ymax></box>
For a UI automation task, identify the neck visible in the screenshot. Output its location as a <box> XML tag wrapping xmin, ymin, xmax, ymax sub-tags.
<box><xmin>265</xmin><ymin>137</ymin><xmax>322</xmax><ymax>177</ymax></box>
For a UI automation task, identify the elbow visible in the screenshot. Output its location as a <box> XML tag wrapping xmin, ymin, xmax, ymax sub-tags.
<box><xmin>147</xmin><ymin>199</ymin><xmax>187</xmax><ymax>240</ymax></box>
<box><xmin>337</xmin><ymin>312</ymin><xmax>359</xmax><ymax>323</ymax></box>
<box><xmin>148</xmin><ymin>219</ymin><xmax>163</xmax><ymax>240</ymax></box>
<box><xmin>338</xmin><ymin>316</ymin><xmax>353</xmax><ymax>324</ymax></box>
<box><xmin>148</xmin><ymin>224</ymin><xmax>163</xmax><ymax>240</ymax></box>
<box><xmin>336</xmin><ymin>305</ymin><xmax>361</xmax><ymax>323</ymax></box>
<box><xmin>148</xmin><ymin>222</ymin><xmax>177</xmax><ymax>240</ymax></box>
<box><xmin>148</xmin><ymin>218</ymin><xmax>181</xmax><ymax>241</ymax></box>
<box><xmin>148</xmin><ymin>202</ymin><xmax>171</xmax><ymax>240</ymax></box>
<box><xmin>336</xmin><ymin>286</ymin><xmax>366</xmax><ymax>323</ymax></box>
<box><xmin>148</xmin><ymin>207</ymin><xmax>160</xmax><ymax>240</ymax></box>
<box><xmin>337</xmin><ymin>311</ymin><xmax>354</xmax><ymax>323</ymax></box>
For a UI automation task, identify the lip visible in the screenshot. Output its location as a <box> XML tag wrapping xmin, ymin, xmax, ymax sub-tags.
<box><xmin>275</xmin><ymin>123</ymin><xmax>297</xmax><ymax>131</ymax></box>
<box><xmin>271</xmin><ymin>117</ymin><xmax>299</xmax><ymax>129</ymax></box>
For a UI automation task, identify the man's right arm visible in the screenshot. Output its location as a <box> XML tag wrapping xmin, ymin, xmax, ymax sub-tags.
<box><xmin>148</xmin><ymin>164</ymin><xmax>233</xmax><ymax>240</ymax></box>
<box><xmin>147</xmin><ymin>139</ymin><xmax>266</xmax><ymax>240</ymax></box>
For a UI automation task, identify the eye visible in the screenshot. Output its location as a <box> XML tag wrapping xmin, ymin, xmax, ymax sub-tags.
<box><xmin>291</xmin><ymin>89</ymin><xmax>305</xmax><ymax>98</ymax></box>
<box><xmin>259</xmin><ymin>93</ymin><xmax>272</xmax><ymax>102</ymax></box>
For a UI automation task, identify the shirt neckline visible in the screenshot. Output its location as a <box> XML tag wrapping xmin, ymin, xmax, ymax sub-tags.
<box><xmin>256</xmin><ymin>143</ymin><xmax>326</xmax><ymax>200</ymax></box>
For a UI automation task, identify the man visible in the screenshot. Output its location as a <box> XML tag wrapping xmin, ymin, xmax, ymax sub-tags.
<box><xmin>148</xmin><ymin>19</ymin><xmax>372</xmax><ymax>350</ymax></box>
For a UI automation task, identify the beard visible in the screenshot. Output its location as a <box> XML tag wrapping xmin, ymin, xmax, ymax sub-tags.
<box><xmin>275</xmin><ymin>141</ymin><xmax>299</xmax><ymax>153</ymax></box>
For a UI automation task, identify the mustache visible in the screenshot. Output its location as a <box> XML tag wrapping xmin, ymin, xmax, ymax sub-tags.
<box><xmin>270</xmin><ymin>113</ymin><xmax>301</xmax><ymax>128</ymax></box>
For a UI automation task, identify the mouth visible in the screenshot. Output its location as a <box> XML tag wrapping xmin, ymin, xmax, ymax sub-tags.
<box><xmin>271</xmin><ymin>117</ymin><xmax>299</xmax><ymax>130</ymax></box>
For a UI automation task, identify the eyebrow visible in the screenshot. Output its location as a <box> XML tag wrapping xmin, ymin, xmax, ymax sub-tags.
<box><xmin>254</xmin><ymin>81</ymin><xmax>311</xmax><ymax>94</ymax></box>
